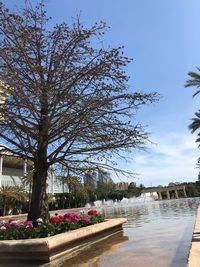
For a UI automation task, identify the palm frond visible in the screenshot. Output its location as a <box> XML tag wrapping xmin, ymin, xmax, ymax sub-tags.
<box><xmin>185</xmin><ymin>69</ymin><xmax>200</xmax><ymax>97</ymax></box>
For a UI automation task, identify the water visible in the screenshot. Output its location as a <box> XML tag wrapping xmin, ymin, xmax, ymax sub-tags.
<box><xmin>1</xmin><ymin>197</ymin><xmax>199</xmax><ymax>267</ymax></box>
<box><xmin>49</xmin><ymin>197</ymin><xmax>199</xmax><ymax>267</ymax></box>
<box><xmin>89</xmin><ymin>195</ymin><xmax>153</xmax><ymax>208</ymax></box>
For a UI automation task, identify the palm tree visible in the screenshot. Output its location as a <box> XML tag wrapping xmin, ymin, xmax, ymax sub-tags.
<box><xmin>188</xmin><ymin>112</ymin><xmax>200</xmax><ymax>145</ymax></box>
<box><xmin>185</xmin><ymin>68</ymin><xmax>200</xmax><ymax>97</ymax></box>
<box><xmin>185</xmin><ymin>69</ymin><xmax>200</xmax><ymax>143</ymax></box>
<box><xmin>0</xmin><ymin>186</ymin><xmax>27</xmax><ymax>216</ymax></box>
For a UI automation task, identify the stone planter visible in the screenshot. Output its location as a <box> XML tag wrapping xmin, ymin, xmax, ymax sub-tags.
<box><xmin>0</xmin><ymin>218</ymin><xmax>127</xmax><ymax>263</ymax></box>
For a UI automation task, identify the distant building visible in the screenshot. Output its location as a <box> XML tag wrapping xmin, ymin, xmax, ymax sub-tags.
<box><xmin>83</xmin><ymin>171</ymin><xmax>98</xmax><ymax>187</ymax></box>
<box><xmin>115</xmin><ymin>182</ymin><xmax>129</xmax><ymax>190</ymax></box>
<box><xmin>83</xmin><ymin>168</ymin><xmax>113</xmax><ymax>187</ymax></box>
<box><xmin>47</xmin><ymin>174</ymin><xmax>69</xmax><ymax>194</ymax></box>
<box><xmin>98</xmin><ymin>169</ymin><xmax>113</xmax><ymax>185</ymax></box>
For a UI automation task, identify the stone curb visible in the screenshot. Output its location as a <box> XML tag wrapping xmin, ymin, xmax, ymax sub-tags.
<box><xmin>0</xmin><ymin>218</ymin><xmax>127</xmax><ymax>263</ymax></box>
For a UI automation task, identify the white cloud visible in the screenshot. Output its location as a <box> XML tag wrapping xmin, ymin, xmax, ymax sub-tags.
<box><xmin>118</xmin><ymin>132</ymin><xmax>200</xmax><ymax>186</ymax></box>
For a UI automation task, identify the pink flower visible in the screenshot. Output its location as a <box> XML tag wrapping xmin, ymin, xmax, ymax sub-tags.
<box><xmin>24</xmin><ymin>221</ymin><xmax>33</xmax><ymax>228</ymax></box>
<box><xmin>83</xmin><ymin>215</ymin><xmax>90</xmax><ymax>223</ymax></box>
<box><xmin>14</xmin><ymin>223</ymin><xmax>21</xmax><ymax>228</ymax></box>
<box><xmin>64</xmin><ymin>213</ymin><xmax>81</xmax><ymax>222</ymax></box>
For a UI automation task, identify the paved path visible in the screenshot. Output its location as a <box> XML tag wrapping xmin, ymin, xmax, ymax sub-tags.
<box><xmin>187</xmin><ymin>206</ymin><xmax>200</xmax><ymax>267</ymax></box>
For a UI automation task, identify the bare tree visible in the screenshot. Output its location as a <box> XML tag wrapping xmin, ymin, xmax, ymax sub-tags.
<box><xmin>0</xmin><ymin>1</ymin><xmax>158</xmax><ymax>223</ymax></box>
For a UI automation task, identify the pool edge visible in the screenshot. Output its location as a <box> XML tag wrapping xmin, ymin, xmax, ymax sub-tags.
<box><xmin>0</xmin><ymin>218</ymin><xmax>127</xmax><ymax>263</ymax></box>
<box><xmin>187</xmin><ymin>205</ymin><xmax>200</xmax><ymax>267</ymax></box>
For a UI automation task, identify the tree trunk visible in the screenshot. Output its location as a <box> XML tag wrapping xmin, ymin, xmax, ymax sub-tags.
<box><xmin>27</xmin><ymin>158</ymin><xmax>49</xmax><ymax>225</ymax></box>
<box><xmin>28</xmin><ymin>88</ymin><xmax>49</xmax><ymax>225</ymax></box>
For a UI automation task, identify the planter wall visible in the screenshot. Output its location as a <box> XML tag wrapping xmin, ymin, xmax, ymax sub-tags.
<box><xmin>0</xmin><ymin>218</ymin><xmax>127</xmax><ymax>263</ymax></box>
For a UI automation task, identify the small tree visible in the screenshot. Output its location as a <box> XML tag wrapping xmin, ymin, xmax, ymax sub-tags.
<box><xmin>0</xmin><ymin>1</ymin><xmax>158</xmax><ymax>223</ymax></box>
<box><xmin>96</xmin><ymin>181</ymin><xmax>115</xmax><ymax>200</ymax></box>
<box><xmin>59</xmin><ymin>175</ymin><xmax>89</xmax><ymax>208</ymax></box>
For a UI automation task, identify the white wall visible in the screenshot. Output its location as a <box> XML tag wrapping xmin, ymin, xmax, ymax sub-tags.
<box><xmin>2</xmin><ymin>167</ymin><xmax>23</xmax><ymax>186</ymax></box>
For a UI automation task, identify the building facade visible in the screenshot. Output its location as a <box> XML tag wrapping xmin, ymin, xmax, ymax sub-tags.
<box><xmin>0</xmin><ymin>153</ymin><xmax>67</xmax><ymax>194</ymax></box>
<box><xmin>83</xmin><ymin>168</ymin><xmax>113</xmax><ymax>187</ymax></box>
<box><xmin>115</xmin><ymin>182</ymin><xmax>129</xmax><ymax>190</ymax></box>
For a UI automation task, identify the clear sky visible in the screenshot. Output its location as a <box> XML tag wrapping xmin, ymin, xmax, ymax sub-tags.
<box><xmin>4</xmin><ymin>0</ymin><xmax>200</xmax><ymax>186</ymax></box>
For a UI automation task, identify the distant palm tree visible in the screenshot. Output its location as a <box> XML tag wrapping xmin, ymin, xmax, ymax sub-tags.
<box><xmin>185</xmin><ymin>69</ymin><xmax>200</xmax><ymax>144</ymax></box>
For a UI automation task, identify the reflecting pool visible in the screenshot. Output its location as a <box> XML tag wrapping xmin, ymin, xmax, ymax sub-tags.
<box><xmin>46</xmin><ymin>197</ymin><xmax>199</xmax><ymax>267</ymax></box>
<box><xmin>1</xmin><ymin>197</ymin><xmax>199</xmax><ymax>267</ymax></box>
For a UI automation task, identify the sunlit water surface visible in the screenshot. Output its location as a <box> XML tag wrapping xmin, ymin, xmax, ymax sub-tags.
<box><xmin>1</xmin><ymin>197</ymin><xmax>199</xmax><ymax>267</ymax></box>
<box><xmin>53</xmin><ymin>198</ymin><xmax>199</xmax><ymax>267</ymax></box>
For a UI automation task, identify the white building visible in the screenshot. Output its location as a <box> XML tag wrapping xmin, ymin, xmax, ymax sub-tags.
<box><xmin>0</xmin><ymin>153</ymin><xmax>28</xmax><ymax>187</ymax></box>
<box><xmin>0</xmin><ymin>152</ymin><xmax>67</xmax><ymax>194</ymax></box>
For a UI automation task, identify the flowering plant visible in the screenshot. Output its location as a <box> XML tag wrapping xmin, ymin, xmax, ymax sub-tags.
<box><xmin>88</xmin><ymin>209</ymin><xmax>98</xmax><ymax>216</ymax></box>
<box><xmin>0</xmin><ymin>210</ymin><xmax>105</xmax><ymax>240</ymax></box>
<box><xmin>87</xmin><ymin>209</ymin><xmax>104</xmax><ymax>224</ymax></box>
<box><xmin>0</xmin><ymin>219</ymin><xmax>34</xmax><ymax>240</ymax></box>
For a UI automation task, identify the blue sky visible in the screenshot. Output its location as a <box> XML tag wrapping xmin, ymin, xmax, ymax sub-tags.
<box><xmin>4</xmin><ymin>0</ymin><xmax>200</xmax><ymax>186</ymax></box>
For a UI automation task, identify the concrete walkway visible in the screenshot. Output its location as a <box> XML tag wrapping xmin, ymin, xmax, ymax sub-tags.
<box><xmin>188</xmin><ymin>206</ymin><xmax>200</xmax><ymax>267</ymax></box>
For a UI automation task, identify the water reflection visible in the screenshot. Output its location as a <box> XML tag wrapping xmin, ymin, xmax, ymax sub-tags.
<box><xmin>54</xmin><ymin>198</ymin><xmax>199</xmax><ymax>267</ymax></box>
<box><xmin>42</xmin><ymin>232</ymin><xmax>128</xmax><ymax>267</ymax></box>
